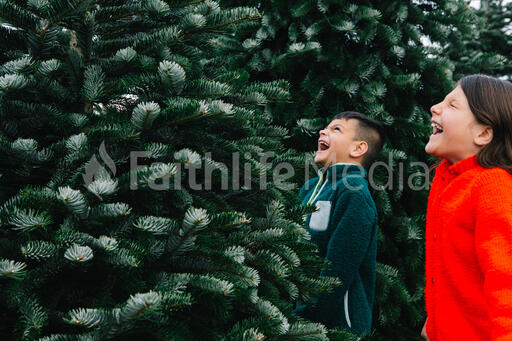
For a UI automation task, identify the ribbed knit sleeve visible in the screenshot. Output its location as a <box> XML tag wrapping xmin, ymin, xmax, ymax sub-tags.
<box><xmin>473</xmin><ymin>169</ymin><xmax>512</xmax><ymax>341</ymax></box>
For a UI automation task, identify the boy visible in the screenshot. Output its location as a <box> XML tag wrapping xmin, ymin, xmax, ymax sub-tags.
<box><xmin>296</xmin><ymin>111</ymin><xmax>384</xmax><ymax>336</ymax></box>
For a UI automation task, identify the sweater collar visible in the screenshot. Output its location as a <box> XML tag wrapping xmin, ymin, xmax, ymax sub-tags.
<box><xmin>438</xmin><ymin>155</ymin><xmax>480</xmax><ymax>176</ymax></box>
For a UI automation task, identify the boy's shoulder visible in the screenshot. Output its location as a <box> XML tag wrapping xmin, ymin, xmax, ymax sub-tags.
<box><xmin>333</xmin><ymin>174</ymin><xmax>376</xmax><ymax>211</ymax></box>
<box><xmin>334</xmin><ymin>173</ymin><xmax>370</xmax><ymax>195</ymax></box>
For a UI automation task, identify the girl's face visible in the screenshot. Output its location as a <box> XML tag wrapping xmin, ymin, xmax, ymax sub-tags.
<box><xmin>425</xmin><ymin>85</ymin><xmax>487</xmax><ymax>164</ymax></box>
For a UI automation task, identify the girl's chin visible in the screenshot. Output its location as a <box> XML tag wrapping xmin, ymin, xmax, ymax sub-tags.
<box><xmin>425</xmin><ymin>145</ymin><xmax>435</xmax><ymax>155</ymax></box>
<box><xmin>425</xmin><ymin>136</ymin><xmax>440</xmax><ymax>155</ymax></box>
<box><xmin>425</xmin><ymin>144</ymin><xmax>441</xmax><ymax>157</ymax></box>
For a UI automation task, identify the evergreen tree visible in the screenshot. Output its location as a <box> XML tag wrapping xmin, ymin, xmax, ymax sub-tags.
<box><xmin>219</xmin><ymin>0</ymin><xmax>480</xmax><ymax>339</ymax></box>
<box><xmin>447</xmin><ymin>0</ymin><xmax>512</xmax><ymax>79</ymax></box>
<box><xmin>0</xmin><ymin>0</ymin><xmax>338</xmax><ymax>339</ymax></box>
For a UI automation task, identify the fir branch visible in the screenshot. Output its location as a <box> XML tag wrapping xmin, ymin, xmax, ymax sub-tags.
<box><xmin>39</xmin><ymin>0</ymin><xmax>89</xmax><ymax>34</ymax></box>
<box><xmin>0</xmin><ymin>259</ymin><xmax>27</xmax><ymax>280</ymax></box>
<box><xmin>0</xmin><ymin>1</ymin><xmax>39</xmax><ymax>31</ymax></box>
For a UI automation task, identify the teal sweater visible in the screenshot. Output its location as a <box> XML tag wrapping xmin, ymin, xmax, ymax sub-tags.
<box><xmin>296</xmin><ymin>163</ymin><xmax>378</xmax><ymax>336</ymax></box>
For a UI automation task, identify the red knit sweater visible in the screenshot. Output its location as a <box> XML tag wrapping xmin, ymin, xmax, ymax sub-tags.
<box><xmin>425</xmin><ymin>155</ymin><xmax>512</xmax><ymax>341</ymax></box>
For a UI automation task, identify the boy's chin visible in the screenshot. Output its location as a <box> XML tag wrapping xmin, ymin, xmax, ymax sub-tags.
<box><xmin>314</xmin><ymin>154</ymin><xmax>327</xmax><ymax>166</ymax></box>
<box><xmin>315</xmin><ymin>156</ymin><xmax>332</xmax><ymax>167</ymax></box>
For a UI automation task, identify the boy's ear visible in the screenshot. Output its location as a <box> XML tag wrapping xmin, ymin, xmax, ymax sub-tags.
<box><xmin>350</xmin><ymin>141</ymin><xmax>368</xmax><ymax>158</ymax></box>
<box><xmin>474</xmin><ymin>126</ymin><xmax>493</xmax><ymax>147</ymax></box>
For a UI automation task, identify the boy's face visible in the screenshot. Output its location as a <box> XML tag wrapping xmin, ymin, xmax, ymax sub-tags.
<box><xmin>315</xmin><ymin>118</ymin><xmax>362</xmax><ymax>166</ymax></box>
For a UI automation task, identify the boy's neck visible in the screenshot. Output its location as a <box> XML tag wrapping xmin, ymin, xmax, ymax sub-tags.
<box><xmin>319</xmin><ymin>162</ymin><xmax>365</xmax><ymax>183</ymax></box>
<box><xmin>327</xmin><ymin>162</ymin><xmax>360</xmax><ymax>167</ymax></box>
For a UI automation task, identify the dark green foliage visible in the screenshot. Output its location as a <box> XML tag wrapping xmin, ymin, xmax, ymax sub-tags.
<box><xmin>447</xmin><ymin>0</ymin><xmax>512</xmax><ymax>79</ymax></box>
<box><xmin>0</xmin><ymin>0</ymin><xmax>338</xmax><ymax>339</ymax></box>
<box><xmin>2</xmin><ymin>0</ymin><xmax>508</xmax><ymax>339</ymax></box>
<box><xmin>218</xmin><ymin>0</ymin><xmax>485</xmax><ymax>339</ymax></box>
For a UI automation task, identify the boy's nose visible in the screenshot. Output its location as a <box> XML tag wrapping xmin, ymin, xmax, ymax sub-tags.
<box><xmin>319</xmin><ymin>128</ymin><xmax>327</xmax><ymax>136</ymax></box>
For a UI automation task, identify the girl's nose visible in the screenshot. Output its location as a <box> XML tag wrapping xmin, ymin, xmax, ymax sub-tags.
<box><xmin>430</xmin><ymin>103</ymin><xmax>441</xmax><ymax>116</ymax></box>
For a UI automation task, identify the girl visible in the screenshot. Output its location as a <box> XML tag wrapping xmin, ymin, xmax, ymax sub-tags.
<box><xmin>422</xmin><ymin>74</ymin><xmax>512</xmax><ymax>341</ymax></box>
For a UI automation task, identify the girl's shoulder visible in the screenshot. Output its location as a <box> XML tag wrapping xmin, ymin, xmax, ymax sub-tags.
<box><xmin>472</xmin><ymin>167</ymin><xmax>512</xmax><ymax>201</ymax></box>
<box><xmin>475</xmin><ymin>167</ymin><xmax>512</xmax><ymax>184</ymax></box>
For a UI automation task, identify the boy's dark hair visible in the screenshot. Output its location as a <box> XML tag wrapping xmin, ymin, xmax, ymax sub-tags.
<box><xmin>333</xmin><ymin>111</ymin><xmax>384</xmax><ymax>168</ymax></box>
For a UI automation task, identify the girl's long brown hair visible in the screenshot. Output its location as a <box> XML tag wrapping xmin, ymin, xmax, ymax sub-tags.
<box><xmin>458</xmin><ymin>74</ymin><xmax>512</xmax><ymax>175</ymax></box>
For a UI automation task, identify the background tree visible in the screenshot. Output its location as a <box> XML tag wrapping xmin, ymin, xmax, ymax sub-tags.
<box><xmin>218</xmin><ymin>0</ymin><xmax>484</xmax><ymax>339</ymax></box>
<box><xmin>0</xmin><ymin>0</ymin><xmax>340</xmax><ymax>339</ymax></box>
<box><xmin>447</xmin><ymin>0</ymin><xmax>512</xmax><ymax>79</ymax></box>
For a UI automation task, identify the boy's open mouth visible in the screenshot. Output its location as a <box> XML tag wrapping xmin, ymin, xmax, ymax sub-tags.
<box><xmin>431</xmin><ymin>122</ymin><xmax>443</xmax><ymax>135</ymax></box>
<box><xmin>318</xmin><ymin>141</ymin><xmax>329</xmax><ymax>151</ymax></box>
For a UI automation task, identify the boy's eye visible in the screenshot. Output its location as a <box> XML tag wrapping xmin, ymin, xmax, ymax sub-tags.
<box><xmin>334</xmin><ymin>127</ymin><xmax>340</xmax><ymax>131</ymax></box>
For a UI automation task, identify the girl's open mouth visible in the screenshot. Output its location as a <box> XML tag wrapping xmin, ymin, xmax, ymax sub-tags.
<box><xmin>432</xmin><ymin>122</ymin><xmax>444</xmax><ymax>135</ymax></box>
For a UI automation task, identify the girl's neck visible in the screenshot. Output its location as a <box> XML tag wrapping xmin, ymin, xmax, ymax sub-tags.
<box><xmin>446</xmin><ymin>152</ymin><xmax>478</xmax><ymax>165</ymax></box>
